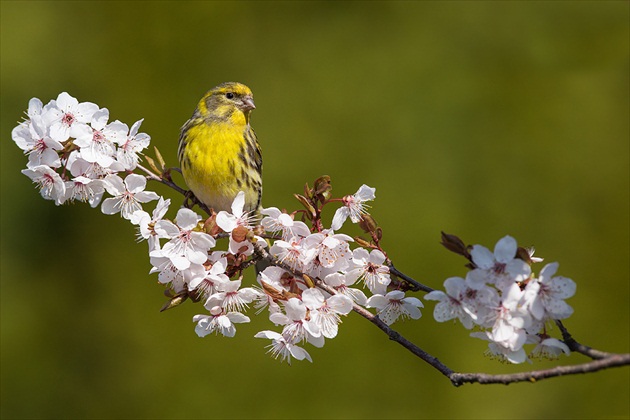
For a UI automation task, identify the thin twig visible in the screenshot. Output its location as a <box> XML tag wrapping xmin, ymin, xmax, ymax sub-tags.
<box><xmin>388</xmin><ymin>264</ymin><xmax>434</xmax><ymax>293</ymax></box>
<box><xmin>555</xmin><ymin>320</ymin><xmax>611</xmax><ymax>359</ymax></box>
<box><xmin>136</xmin><ymin>163</ymin><xmax>211</xmax><ymax>216</ymax></box>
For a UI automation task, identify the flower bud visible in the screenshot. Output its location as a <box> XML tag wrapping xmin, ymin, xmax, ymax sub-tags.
<box><xmin>303</xmin><ymin>274</ymin><xmax>315</xmax><ymax>288</ymax></box>
<box><xmin>359</xmin><ymin>213</ymin><xmax>378</xmax><ymax>233</ymax></box>
<box><xmin>355</xmin><ymin>237</ymin><xmax>372</xmax><ymax>248</ymax></box>
<box><xmin>232</xmin><ymin>225</ymin><xmax>249</xmax><ymax>243</ymax></box>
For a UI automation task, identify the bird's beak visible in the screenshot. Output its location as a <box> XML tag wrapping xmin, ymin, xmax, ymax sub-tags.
<box><xmin>240</xmin><ymin>96</ymin><xmax>256</xmax><ymax>111</ymax></box>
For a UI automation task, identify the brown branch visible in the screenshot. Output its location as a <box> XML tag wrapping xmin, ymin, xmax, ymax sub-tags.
<box><xmin>450</xmin><ymin>353</ymin><xmax>630</xmax><ymax>386</ymax></box>
<box><xmin>555</xmin><ymin>320</ymin><xmax>611</xmax><ymax>359</ymax></box>
<box><xmin>387</xmin><ymin>264</ymin><xmax>434</xmax><ymax>293</ymax></box>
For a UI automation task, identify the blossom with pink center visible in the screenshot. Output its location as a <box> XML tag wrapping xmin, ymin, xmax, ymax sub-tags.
<box><xmin>101</xmin><ymin>174</ymin><xmax>160</xmax><ymax>219</ymax></box>
<box><xmin>331</xmin><ymin>184</ymin><xmax>376</xmax><ymax>230</ymax></box>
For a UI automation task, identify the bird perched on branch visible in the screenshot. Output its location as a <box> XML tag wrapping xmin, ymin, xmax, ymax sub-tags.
<box><xmin>178</xmin><ymin>82</ymin><xmax>262</xmax><ymax>214</ymax></box>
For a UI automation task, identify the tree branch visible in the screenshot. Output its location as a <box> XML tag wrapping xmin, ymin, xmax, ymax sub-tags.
<box><xmin>253</xmin><ymin>242</ymin><xmax>630</xmax><ymax>386</ymax></box>
<box><xmin>449</xmin><ymin>353</ymin><xmax>630</xmax><ymax>386</ymax></box>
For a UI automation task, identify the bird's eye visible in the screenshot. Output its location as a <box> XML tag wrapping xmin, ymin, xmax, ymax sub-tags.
<box><xmin>225</xmin><ymin>92</ymin><xmax>235</xmax><ymax>99</ymax></box>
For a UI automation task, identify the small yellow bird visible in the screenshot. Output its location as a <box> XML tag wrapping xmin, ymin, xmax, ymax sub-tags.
<box><xmin>178</xmin><ymin>82</ymin><xmax>262</xmax><ymax>214</ymax></box>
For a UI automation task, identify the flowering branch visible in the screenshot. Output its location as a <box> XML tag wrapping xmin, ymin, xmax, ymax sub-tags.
<box><xmin>253</xmin><ymin>242</ymin><xmax>630</xmax><ymax>385</ymax></box>
<box><xmin>11</xmin><ymin>92</ymin><xmax>629</xmax><ymax>385</ymax></box>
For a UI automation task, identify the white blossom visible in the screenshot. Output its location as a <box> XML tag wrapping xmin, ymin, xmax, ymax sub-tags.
<box><xmin>101</xmin><ymin>174</ymin><xmax>160</xmax><ymax>219</ymax></box>
<box><xmin>255</xmin><ymin>330</ymin><xmax>312</xmax><ymax>364</ymax></box>
<box><xmin>331</xmin><ymin>184</ymin><xmax>375</xmax><ymax>230</ymax></box>
<box><xmin>367</xmin><ymin>290</ymin><xmax>424</xmax><ymax>325</ymax></box>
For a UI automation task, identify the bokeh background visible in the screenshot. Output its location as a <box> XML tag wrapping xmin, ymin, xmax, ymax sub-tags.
<box><xmin>1</xmin><ymin>1</ymin><xmax>628</xmax><ymax>419</ymax></box>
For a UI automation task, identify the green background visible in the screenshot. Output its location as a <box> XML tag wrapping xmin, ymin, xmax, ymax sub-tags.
<box><xmin>1</xmin><ymin>1</ymin><xmax>628</xmax><ymax>418</ymax></box>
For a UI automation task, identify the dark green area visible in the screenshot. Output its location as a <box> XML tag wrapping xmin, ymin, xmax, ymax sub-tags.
<box><xmin>1</xmin><ymin>1</ymin><xmax>628</xmax><ymax>418</ymax></box>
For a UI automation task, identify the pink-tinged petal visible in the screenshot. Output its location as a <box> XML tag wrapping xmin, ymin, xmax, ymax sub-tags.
<box><xmin>404</xmin><ymin>304</ymin><xmax>423</xmax><ymax>320</ymax></box>
<box><xmin>216</xmin><ymin>211</ymin><xmax>237</xmax><ymax>232</ymax></box>
<box><xmin>284</xmin><ymin>298</ymin><xmax>307</xmax><ymax>320</ymax></box>
<box><xmin>540</xmin><ymin>338</ymin><xmax>570</xmax><ymax>355</ymax></box>
<box><xmin>386</xmin><ymin>290</ymin><xmax>405</xmax><ymax>300</ymax></box>
<box><xmin>506</xmin><ymin>259</ymin><xmax>531</xmax><ymax>282</ymax></box>
<box><xmin>355</xmin><ymin>184</ymin><xmax>376</xmax><ymax>201</ymax></box>
<box><xmin>289</xmin><ymin>344</ymin><xmax>312</xmax><ymax>362</ymax></box>
<box><xmin>101</xmin><ymin>197</ymin><xmax>121</xmax><ymax>215</ymax></box>
<box><xmin>269</xmin><ymin>312</ymin><xmax>290</xmax><ymax>326</ymax></box>
<box><xmin>302</xmin><ymin>288</ymin><xmax>325</xmax><ymax>309</ymax></box>
<box><xmin>369</xmin><ymin>249</ymin><xmax>386</xmax><ymax>265</ymax></box>
<box><xmin>546</xmin><ymin>299</ymin><xmax>574</xmax><ymax>319</ymax></box>
<box><xmin>352</xmin><ymin>247</ymin><xmax>370</xmax><ymax>262</ymax></box>
<box><xmin>191</xmin><ymin>232</ymin><xmax>216</xmax><ymax>251</ymax></box>
<box><xmin>470</xmin><ymin>245</ymin><xmax>494</xmax><ymax>269</ymax></box>
<box><xmin>135</xmin><ymin>191</ymin><xmax>160</xmax><ymax>203</ymax></box>
<box><xmin>91</xmin><ymin>108</ymin><xmax>110</xmax><ymax>130</ymax></box>
<box><xmin>365</xmin><ymin>294</ymin><xmax>387</xmax><ymax>309</ymax></box>
<box><xmin>424</xmin><ymin>290</ymin><xmax>446</xmax><ymax>302</ymax></box>
<box><xmin>549</xmin><ymin>276</ymin><xmax>576</xmax><ymax>299</ymax></box>
<box><xmin>255</xmin><ymin>330</ymin><xmax>281</xmax><ymax>340</ymax></box>
<box><xmin>345</xmin><ymin>288</ymin><xmax>368</xmax><ymax>306</ymax></box>
<box><xmin>403</xmin><ymin>296</ymin><xmax>423</xmax><ymax>307</ymax></box>
<box><xmin>104</xmin><ymin>175</ymin><xmax>125</xmax><ymax>195</ymax></box>
<box><xmin>49</xmin><ymin>124</ymin><xmax>70</xmax><ymax>142</ymax></box>
<box><xmin>107</xmin><ymin>121</ymin><xmax>130</xmax><ymax>145</ymax></box>
<box><xmin>306</xmin><ymin>331</ymin><xmax>325</xmax><ymax>348</ymax></box>
<box><xmin>154</xmin><ymin>219</ymin><xmax>179</xmax><ymax>238</ymax></box>
<box><xmin>129</xmin><ymin>119</ymin><xmax>143</xmax><ymax>137</ymax></box>
<box><xmin>539</xmin><ymin>262</ymin><xmax>559</xmax><ymax>283</ymax></box>
<box><xmin>28</xmin><ymin>97</ymin><xmax>43</xmax><ymax>117</ymax></box>
<box><xmin>328</xmin><ymin>295</ymin><xmax>353</xmax><ymax>314</ymax></box>
<box><xmin>170</xmin><ymin>255</ymin><xmax>191</xmax><ymax>271</ymax></box>
<box><xmin>331</xmin><ymin>207</ymin><xmax>349</xmax><ymax>230</ymax></box>
<box><xmin>231</xmin><ymin>191</ymin><xmax>246</xmax><ymax>216</ymax></box>
<box><xmin>124</xmin><ymin>173</ymin><xmax>147</xmax><ymax>193</ymax></box>
<box><xmin>505</xmin><ymin>347</ymin><xmax>527</xmax><ymax>364</ymax></box>
<box><xmin>432</xmin><ymin>301</ymin><xmax>456</xmax><ymax>322</ymax></box>
<box><xmin>443</xmin><ymin>276</ymin><xmax>466</xmax><ymax>297</ymax></box>
<box><xmin>226</xmin><ymin>312</ymin><xmax>250</xmax><ymax>324</ymax></box>
<box><xmin>175</xmin><ymin>208</ymin><xmax>201</xmax><ymax>230</ymax></box>
<box><xmin>56</xmin><ymin>92</ymin><xmax>78</xmax><ymax>111</ymax></box>
<box><xmin>494</xmin><ymin>235</ymin><xmax>517</xmax><ymax>263</ymax></box>
<box><xmin>74</xmin><ymin>102</ymin><xmax>99</xmax><ymax>122</ymax></box>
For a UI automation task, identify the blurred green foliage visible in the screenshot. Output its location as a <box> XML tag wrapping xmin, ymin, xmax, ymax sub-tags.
<box><xmin>1</xmin><ymin>1</ymin><xmax>628</xmax><ymax>419</ymax></box>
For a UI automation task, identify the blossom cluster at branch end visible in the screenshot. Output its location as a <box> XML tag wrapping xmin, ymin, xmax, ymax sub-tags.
<box><xmin>13</xmin><ymin>93</ymin><xmax>156</xmax><ymax>213</ymax></box>
<box><xmin>425</xmin><ymin>235</ymin><xmax>576</xmax><ymax>364</ymax></box>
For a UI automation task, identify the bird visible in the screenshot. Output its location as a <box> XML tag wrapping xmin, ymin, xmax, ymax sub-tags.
<box><xmin>178</xmin><ymin>82</ymin><xmax>262</xmax><ymax>214</ymax></box>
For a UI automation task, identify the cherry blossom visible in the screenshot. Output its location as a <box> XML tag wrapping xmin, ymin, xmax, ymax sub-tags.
<box><xmin>367</xmin><ymin>290</ymin><xmax>424</xmax><ymax>325</ymax></box>
<box><xmin>255</xmin><ymin>330</ymin><xmax>312</xmax><ymax>364</ymax></box>
<box><xmin>346</xmin><ymin>248</ymin><xmax>391</xmax><ymax>295</ymax></box>
<box><xmin>21</xmin><ymin>165</ymin><xmax>66</xmax><ymax>205</ymax></box>
<box><xmin>331</xmin><ymin>184</ymin><xmax>375</xmax><ymax>230</ymax></box>
<box><xmin>44</xmin><ymin>92</ymin><xmax>99</xmax><ymax>142</ymax></box>
<box><xmin>101</xmin><ymin>174</ymin><xmax>160</xmax><ymax>219</ymax></box>
<box><xmin>193</xmin><ymin>305</ymin><xmax>250</xmax><ymax>338</ymax></box>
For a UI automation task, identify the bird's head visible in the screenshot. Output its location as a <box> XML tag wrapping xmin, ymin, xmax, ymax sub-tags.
<box><xmin>199</xmin><ymin>82</ymin><xmax>256</xmax><ymax>125</ymax></box>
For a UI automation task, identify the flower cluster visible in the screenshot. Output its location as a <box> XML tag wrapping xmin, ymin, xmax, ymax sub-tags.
<box><xmin>425</xmin><ymin>236</ymin><xmax>575</xmax><ymax>363</ymax></box>
<box><xmin>253</xmin><ymin>189</ymin><xmax>424</xmax><ymax>363</ymax></box>
<box><xmin>12</xmin><ymin>92</ymin><xmax>157</xmax><ymax>213</ymax></box>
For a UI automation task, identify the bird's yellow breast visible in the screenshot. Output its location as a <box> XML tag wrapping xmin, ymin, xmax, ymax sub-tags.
<box><xmin>181</xmin><ymin>120</ymin><xmax>249</xmax><ymax>212</ymax></box>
